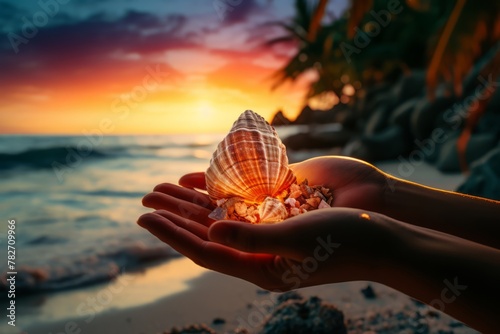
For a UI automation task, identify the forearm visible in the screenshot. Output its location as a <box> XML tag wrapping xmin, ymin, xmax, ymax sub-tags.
<box><xmin>383</xmin><ymin>176</ymin><xmax>500</xmax><ymax>248</ymax></box>
<box><xmin>374</xmin><ymin>217</ymin><xmax>500</xmax><ymax>333</ymax></box>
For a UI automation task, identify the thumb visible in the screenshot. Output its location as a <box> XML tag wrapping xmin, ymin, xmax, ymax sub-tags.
<box><xmin>208</xmin><ymin>220</ymin><xmax>299</xmax><ymax>257</ymax></box>
<box><xmin>179</xmin><ymin>172</ymin><xmax>206</xmax><ymax>190</ymax></box>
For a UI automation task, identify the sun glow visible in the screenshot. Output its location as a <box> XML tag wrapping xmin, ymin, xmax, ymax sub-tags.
<box><xmin>196</xmin><ymin>101</ymin><xmax>216</xmax><ymax>119</ymax></box>
<box><xmin>0</xmin><ymin>2</ymin><xmax>310</xmax><ymax>135</ymax></box>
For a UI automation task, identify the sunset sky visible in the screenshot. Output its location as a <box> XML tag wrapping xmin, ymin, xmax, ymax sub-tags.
<box><xmin>0</xmin><ymin>0</ymin><xmax>348</xmax><ymax>134</ymax></box>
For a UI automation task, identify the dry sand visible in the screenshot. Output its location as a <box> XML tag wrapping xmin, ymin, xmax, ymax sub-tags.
<box><xmin>24</xmin><ymin>268</ymin><xmax>478</xmax><ymax>334</ymax></box>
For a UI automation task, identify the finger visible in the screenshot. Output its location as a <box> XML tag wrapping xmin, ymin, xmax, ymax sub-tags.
<box><xmin>137</xmin><ymin>212</ymin><xmax>277</xmax><ymax>284</ymax></box>
<box><xmin>179</xmin><ymin>172</ymin><xmax>207</xmax><ymax>190</ymax></box>
<box><xmin>154</xmin><ymin>209</ymin><xmax>208</xmax><ymax>240</ymax></box>
<box><xmin>142</xmin><ymin>192</ymin><xmax>214</xmax><ymax>227</ymax></box>
<box><xmin>153</xmin><ymin>183</ymin><xmax>214</xmax><ymax>210</ymax></box>
<box><xmin>208</xmin><ymin>220</ymin><xmax>303</xmax><ymax>261</ymax></box>
<box><xmin>138</xmin><ymin>212</ymin><xmax>212</xmax><ymax>264</ymax></box>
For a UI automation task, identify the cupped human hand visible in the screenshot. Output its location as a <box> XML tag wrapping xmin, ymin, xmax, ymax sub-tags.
<box><xmin>176</xmin><ymin>156</ymin><xmax>391</xmax><ymax>212</ymax></box>
<box><xmin>139</xmin><ymin>182</ymin><xmax>393</xmax><ymax>291</ymax></box>
<box><xmin>288</xmin><ymin>156</ymin><xmax>391</xmax><ymax>212</ymax></box>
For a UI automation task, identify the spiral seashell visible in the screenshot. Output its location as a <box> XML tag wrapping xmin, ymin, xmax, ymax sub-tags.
<box><xmin>206</xmin><ymin>110</ymin><xmax>296</xmax><ymax>203</ymax></box>
<box><xmin>258</xmin><ymin>197</ymin><xmax>288</xmax><ymax>223</ymax></box>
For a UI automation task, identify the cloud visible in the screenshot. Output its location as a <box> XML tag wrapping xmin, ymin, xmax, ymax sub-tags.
<box><xmin>0</xmin><ymin>0</ymin><xmax>295</xmax><ymax>116</ymax></box>
<box><xmin>0</xmin><ymin>1</ymin><xmax>29</xmax><ymax>33</ymax></box>
<box><xmin>0</xmin><ymin>10</ymin><xmax>194</xmax><ymax>91</ymax></box>
<box><xmin>216</xmin><ymin>0</ymin><xmax>269</xmax><ymax>25</ymax></box>
<box><xmin>164</xmin><ymin>49</ymin><xmax>227</xmax><ymax>74</ymax></box>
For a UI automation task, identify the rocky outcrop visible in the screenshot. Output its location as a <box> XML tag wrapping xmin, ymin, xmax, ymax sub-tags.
<box><xmin>283</xmin><ymin>128</ymin><xmax>353</xmax><ymax>151</ymax></box>
<box><xmin>270</xmin><ymin>49</ymin><xmax>499</xmax><ymax>200</ymax></box>
<box><xmin>259</xmin><ymin>296</ymin><xmax>346</xmax><ymax>334</ymax></box>
<box><xmin>457</xmin><ymin>146</ymin><xmax>500</xmax><ymax>200</ymax></box>
<box><xmin>270</xmin><ymin>110</ymin><xmax>291</xmax><ymax>126</ymax></box>
<box><xmin>271</xmin><ymin>103</ymin><xmax>350</xmax><ymax>127</ymax></box>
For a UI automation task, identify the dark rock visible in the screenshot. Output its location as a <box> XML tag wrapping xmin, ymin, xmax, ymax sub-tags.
<box><xmin>389</xmin><ymin>97</ymin><xmax>420</xmax><ymax>129</ymax></box>
<box><xmin>395</xmin><ymin>311</ymin><xmax>405</xmax><ymax>320</ymax></box>
<box><xmin>283</xmin><ymin>129</ymin><xmax>353</xmax><ymax>151</ymax></box>
<box><xmin>270</xmin><ymin>110</ymin><xmax>291</xmax><ymax>126</ymax></box>
<box><xmin>293</xmin><ymin>105</ymin><xmax>316</xmax><ymax>125</ymax></box>
<box><xmin>449</xmin><ymin>320</ymin><xmax>464</xmax><ymax>327</ymax></box>
<box><xmin>434</xmin><ymin>86</ymin><xmax>500</xmax><ymax>134</ymax></box>
<box><xmin>461</xmin><ymin>45</ymin><xmax>500</xmax><ymax>96</ymax></box>
<box><xmin>483</xmin><ymin>80</ymin><xmax>500</xmax><ymax>113</ymax></box>
<box><xmin>259</xmin><ymin>296</ymin><xmax>346</xmax><ymax>334</ymax></box>
<box><xmin>392</xmin><ymin>70</ymin><xmax>426</xmax><ymax>104</ymax></box>
<box><xmin>412</xmin><ymin>320</ymin><xmax>430</xmax><ymax>334</ymax></box>
<box><xmin>283</xmin><ymin>132</ymin><xmax>329</xmax><ymax>150</ymax></box>
<box><xmin>437</xmin><ymin>329</ymin><xmax>454</xmax><ymax>334</ymax></box>
<box><xmin>404</xmin><ymin>126</ymin><xmax>456</xmax><ymax>164</ymax></box>
<box><xmin>362</xmin><ymin>83</ymin><xmax>392</xmax><ymax>118</ymax></box>
<box><xmin>477</xmin><ymin>111</ymin><xmax>500</xmax><ymax>135</ymax></box>
<box><xmin>410</xmin><ymin>96</ymin><xmax>455</xmax><ymax>140</ymax></box>
<box><xmin>212</xmin><ymin>317</ymin><xmax>226</xmax><ymax>325</ymax></box>
<box><xmin>361</xmin><ymin>73</ymin><xmax>425</xmax><ymax>137</ymax></box>
<box><xmin>361</xmin><ymin>284</ymin><xmax>377</xmax><ymax>299</ymax></box>
<box><xmin>410</xmin><ymin>298</ymin><xmax>426</xmax><ymax>307</ymax></box>
<box><xmin>312</xmin><ymin>129</ymin><xmax>352</xmax><ymax>146</ymax></box>
<box><xmin>276</xmin><ymin>291</ymin><xmax>303</xmax><ymax>304</ymax></box>
<box><xmin>364</xmin><ymin>105</ymin><xmax>394</xmax><ymax>136</ymax></box>
<box><xmin>341</xmin><ymin>109</ymin><xmax>359</xmax><ymax>130</ymax></box>
<box><xmin>316</xmin><ymin>103</ymin><xmax>350</xmax><ymax>124</ymax></box>
<box><xmin>456</xmin><ymin>146</ymin><xmax>500</xmax><ymax>200</ymax></box>
<box><xmin>345</xmin><ymin>126</ymin><xmax>410</xmax><ymax>162</ymax></box>
<box><xmin>166</xmin><ymin>324</ymin><xmax>216</xmax><ymax>334</ymax></box>
<box><xmin>291</xmin><ymin>104</ymin><xmax>351</xmax><ymax>126</ymax></box>
<box><xmin>435</xmin><ymin>132</ymin><xmax>498</xmax><ymax>173</ymax></box>
<box><xmin>427</xmin><ymin>309</ymin><xmax>440</xmax><ymax>318</ymax></box>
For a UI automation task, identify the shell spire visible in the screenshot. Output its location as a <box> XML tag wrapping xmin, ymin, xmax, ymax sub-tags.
<box><xmin>205</xmin><ymin>110</ymin><xmax>296</xmax><ymax>204</ymax></box>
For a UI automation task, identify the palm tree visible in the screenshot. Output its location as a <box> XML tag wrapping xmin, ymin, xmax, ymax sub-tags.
<box><xmin>268</xmin><ymin>0</ymin><xmax>499</xmax><ymax>102</ymax></box>
<box><xmin>268</xmin><ymin>0</ymin><xmax>499</xmax><ymax>171</ymax></box>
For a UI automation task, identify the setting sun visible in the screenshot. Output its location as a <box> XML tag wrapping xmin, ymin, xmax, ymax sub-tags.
<box><xmin>0</xmin><ymin>1</ymin><xmax>314</xmax><ymax>135</ymax></box>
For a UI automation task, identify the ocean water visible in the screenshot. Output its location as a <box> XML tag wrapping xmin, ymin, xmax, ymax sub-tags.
<box><xmin>0</xmin><ymin>134</ymin><xmax>226</xmax><ymax>293</ymax></box>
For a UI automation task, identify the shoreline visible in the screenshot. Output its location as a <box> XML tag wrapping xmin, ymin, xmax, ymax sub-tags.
<box><xmin>23</xmin><ymin>269</ymin><xmax>478</xmax><ymax>334</ymax></box>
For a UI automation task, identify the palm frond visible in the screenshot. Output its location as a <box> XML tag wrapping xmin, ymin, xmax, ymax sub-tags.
<box><xmin>347</xmin><ymin>0</ymin><xmax>373</xmax><ymax>38</ymax></box>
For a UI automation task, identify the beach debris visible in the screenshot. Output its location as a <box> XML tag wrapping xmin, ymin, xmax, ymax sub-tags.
<box><xmin>164</xmin><ymin>324</ymin><xmax>216</xmax><ymax>334</ymax></box>
<box><xmin>276</xmin><ymin>291</ymin><xmax>303</xmax><ymax>304</ymax></box>
<box><xmin>211</xmin><ymin>317</ymin><xmax>226</xmax><ymax>325</ymax></box>
<box><xmin>361</xmin><ymin>284</ymin><xmax>377</xmax><ymax>299</ymax></box>
<box><xmin>259</xmin><ymin>295</ymin><xmax>347</xmax><ymax>334</ymax></box>
<box><xmin>234</xmin><ymin>329</ymin><xmax>250</xmax><ymax>334</ymax></box>
<box><xmin>206</xmin><ymin>110</ymin><xmax>333</xmax><ymax>224</ymax></box>
<box><xmin>411</xmin><ymin>298</ymin><xmax>426</xmax><ymax>307</ymax></box>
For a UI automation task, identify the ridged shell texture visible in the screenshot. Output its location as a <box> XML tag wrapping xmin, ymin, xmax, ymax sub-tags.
<box><xmin>206</xmin><ymin>110</ymin><xmax>296</xmax><ymax>204</ymax></box>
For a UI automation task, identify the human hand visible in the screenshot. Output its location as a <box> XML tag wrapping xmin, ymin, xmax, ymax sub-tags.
<box><xmin>289</xmin><ymin>156</ymin><xmax>390</xmax><ymax>211</ymax></box>
<box><xmin>173</xmin><ymin>156</ymin><xmax>390</xmax><ymax>212</ymax></box>
<box><xmin>139</xmin><ymin>157</ymin><xmax>500</xmax><ymax>332</ymax></box>
<box><xmin>139</xmin><ymin>181</ymin><xmax>393</xmax><ymax>291</ymax></box>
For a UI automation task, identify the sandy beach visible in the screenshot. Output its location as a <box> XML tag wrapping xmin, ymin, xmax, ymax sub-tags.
<box><xmin>25</xmin><ymin>265</ymin><xmax>478</xmax><ymax>334</ymax></box>
<box><xmin>24</xmin><ymin>268</ymin><xmax>478</xmax><ymax>334</ymax></box>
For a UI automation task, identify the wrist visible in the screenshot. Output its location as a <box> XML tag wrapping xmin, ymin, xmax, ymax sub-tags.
<box><xmin>365</xmin><ymin>213</ymin><xmax>413</xmax><ymax>285</ymax></box>
<box><xmin>382</xmin><ymin>175</ymin><xmax>500</xmax><ymax>248</ymax></box>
